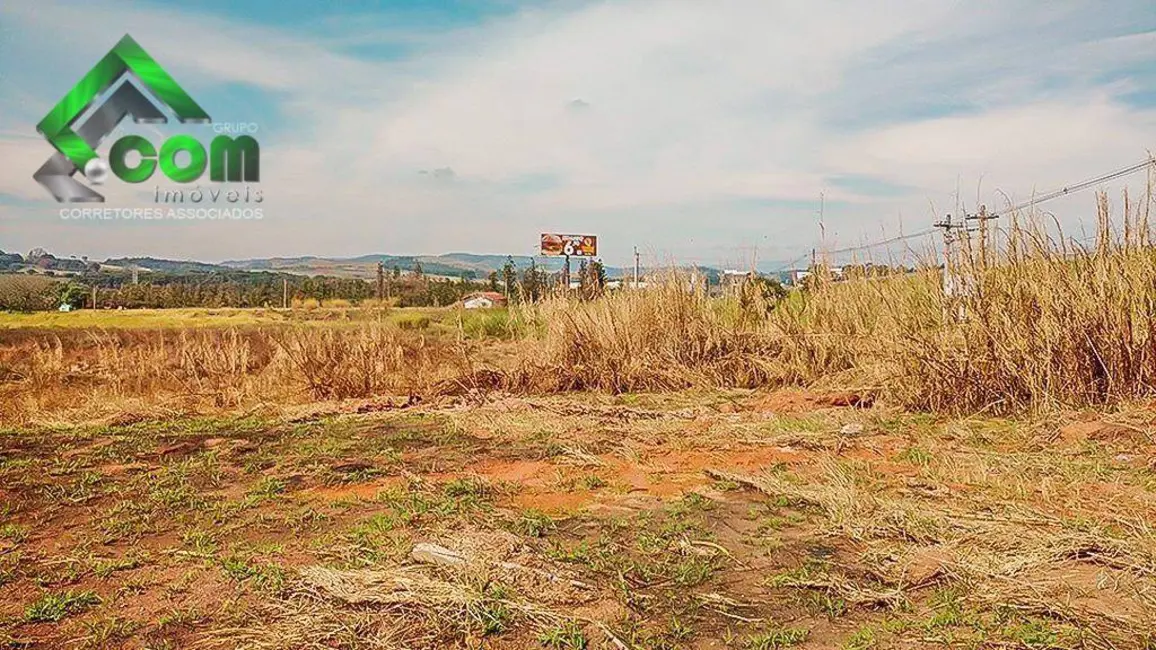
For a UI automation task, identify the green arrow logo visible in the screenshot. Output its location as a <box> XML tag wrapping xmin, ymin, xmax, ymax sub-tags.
<box><xmin>34</xmin><ymin>34</ymin><xmax>211</xmax><ymax>202</ymax></box>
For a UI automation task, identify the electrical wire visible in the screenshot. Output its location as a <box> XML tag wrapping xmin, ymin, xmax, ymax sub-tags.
<box><xmin>769</xmin><ymin>156</ymin><xmax>1156</xmax><ymax>273</ymax></box>
<box><xmin>997</xmin><ymin>157</ymin><xmax>1155</xmax><ymax>215</ymax></box>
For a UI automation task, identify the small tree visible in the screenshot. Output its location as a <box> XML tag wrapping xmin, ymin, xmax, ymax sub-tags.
<box><xmin>574</xmin><ymin>259</ymin><xmax>606</xmax><ymax>299</ymax></box>
<box><xmin>590</xmin><ymin>260</ymin><xmax>607</xmax><ymax>290</ymax></box>
<box><xmin>501</xmin><ymin>256</ymin><xmax>517</xmax><ymax>300</ymax></box>
<box><xmin>59</xmin><ymin>282</ymin><xmax>87</xmax><ymax>309</ymax></box>
<box><xmin>520</xmin><ymin>259</ymin><xmax>544</xmax><ymax>302</ymax></box>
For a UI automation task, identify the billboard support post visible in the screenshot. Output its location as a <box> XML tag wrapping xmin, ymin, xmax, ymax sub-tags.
<box><xmin>539</xmin><ymin>233</ymin><xmax>595</xmax><ymax>292</ymax></box>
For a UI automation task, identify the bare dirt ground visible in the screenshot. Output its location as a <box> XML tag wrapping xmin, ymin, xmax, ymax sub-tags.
<box><xmin>3</xmin><ymin>389</ymin><xmax>1156</xmax><ymax>649</ymax></box>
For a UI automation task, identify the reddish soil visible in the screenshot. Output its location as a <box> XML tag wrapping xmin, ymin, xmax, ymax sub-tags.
<box><xmin>4</xmin><ymin>390</ymin><xmax>1154</xmax><ymax>648</ymax></box>
<box><xmin>748</xmin><ymin>388</ymin><xmax>873</xmax><ymax>413</ymax></box>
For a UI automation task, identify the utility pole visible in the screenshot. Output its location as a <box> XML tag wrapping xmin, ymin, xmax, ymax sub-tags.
<box><xmin>562</xmin><ymin>254</ymin><xmax>571</xmax><ymax>291</ymax></box>
<box><xmin>937</xmin><ymin>205</ymin><xmax>998</xmax><ymax>263</ymax></box>
<box><xmin>131</xmin><ymin>265</ymin><xmax>139</xmax><ymax>285</ymax></box>
<box><xmin>282</xmin><ymin>277</ymin><xmax>288</xmax><ymax>309</ymax></box>
<box><xmin>633</xmin><ymin>246</ymin><xmax>640</xmax><ymax>287</ymax></box>
<box><xmin>935</xmin><ymin>209</ymin><xmax>995</xmax><ymax>319</ymax></box>
<box><xmin>934</xmin><ymin>213</ymin><xmax>959</xmax><ymax>264</ymax></box>
<box><xmin>91</xmin><ymin>286</ymin><xmax>97</xmax><ymax>310</ymax></box>
<box><xmin>934</xmin><ymin>213</ymin><xmax>961</xmax><ymax>319</ymax></box>
<box><xmin>965</xmin><ymin>204</ymin><xmax>998</xmax><ymax>269</ymax></box>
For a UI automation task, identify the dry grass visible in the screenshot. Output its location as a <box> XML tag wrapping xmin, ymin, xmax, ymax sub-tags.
<box><xmin>5</xmin><ymin>191</ymin><xmax>1156</xmax><ymax>424</ymax></box>
<box><xmin>891</xmin><ymin>191</ymin><xmax>1156</xmax><ymax>412</ymax></box>
<box><xmin>711</xmin><ymin>454</ymin><xmax>1156</xmax><ymax>646</ymax></box>
<box><xmin>0</xmin><ymin>324</ymin><xmax>467</xmax><ymax>424</ymax></box>
<box><xmin>514</xmin><ymin>189</ymin><xmax>1156</xmax><ymax>415</ymax></box>
<box><xmin>511</xmin><ymin>276</ymin><xmax>779</xmax><ymax>393</ymax></box>
<box><xmin>278</xmin><ymin>326</ymin><xmax>455</xmax><ymax>400</ymax></box>
<box><xmin>772</xmin><ymin>189</ymin><xmax>1156</xmax><ymax>413</ymax></box>
<box><xmin>208</xmin><ymin>530</ymin><xmax>597</xmax><ymax>650</ymax></box>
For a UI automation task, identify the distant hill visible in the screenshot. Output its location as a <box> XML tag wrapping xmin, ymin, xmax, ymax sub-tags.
<box><xmin>11</xmin><ymin>251</ymin><xmax>731</xmax><ymax>283</ymax></box>
<box><xmin>221</xmin><ymin>254</ymin><xmax>483</xmax><ymax>280</ymax></box>
<box><xmin>104</xmin><ymin>257</ymin><xmax>227</xmax><ymax>274</ymax></box>
<box><xmin>219</xmin><ymin>253</ymin><xmax>648</xmax><ymax>280</ymax></box>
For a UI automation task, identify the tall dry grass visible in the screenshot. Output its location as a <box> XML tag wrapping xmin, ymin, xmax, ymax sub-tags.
<box><xmin>764</xmin><ymin>189</ymin><xmax>1156</xmax><ymax>413</ymax></box>
<box><xmin>888</xmin><ymin>190</ymin><xmax>1156</xmax><ymax>412</ymax></box>
<box><xmin>512</xmin><ymin>276</ymin><xmax>778</xmax><ymax>393</ymax></box>
<box><xmin>0</xmin><ymin>324</ymin><xmax>463</xmax><ymax>423</ymax></box>
<box><xmin>278</xmin><ymin>326</ymin><xmax>454</xmax><ymax>399</ymax></box>
<box><xmin>517</xmin><ymin>189</ymin><xmax>1156</xmax><ymax>414</ymax></box>
<box><xmin>6</xmin><ymin>190</ymin><xmax>1156</xmax><ymax>419</ymax></box>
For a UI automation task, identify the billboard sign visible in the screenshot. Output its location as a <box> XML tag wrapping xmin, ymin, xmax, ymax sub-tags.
<box><xmin>540</xmin><ymin>233</ymin><xmax>597</xmax><ymax>257</ymax></box>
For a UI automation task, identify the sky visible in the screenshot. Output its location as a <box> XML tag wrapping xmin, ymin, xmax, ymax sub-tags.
<box><xmin>0</xmin><ymin>0</ymin><xmax>1154</xmax><ymax>268</ymax></box>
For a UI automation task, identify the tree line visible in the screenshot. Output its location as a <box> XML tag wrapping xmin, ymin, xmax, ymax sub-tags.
<box><xmin>0</xmin><ymin>256</ymin><xmax>615</xmax><ymax>311</ymax></box>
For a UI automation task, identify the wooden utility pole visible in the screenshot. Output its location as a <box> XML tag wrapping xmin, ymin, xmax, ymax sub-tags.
<box><xmin>91</xmin><ymin>286</ymin><xmax>97</xmax><ymax>310</ymax></box>
<box><xmin>965</xmin><ymin>204</ymin><xmax>997</xmax><ymax>269</ymax></box>
<box><xmin>934</xmin><ymin>213</ymin><xmax>960</xmax><ymax>320</ymax></box>
<box><xmin>935</xmin><ymin>213</ymin><xmax>958</xmax><ymax>263</ymax></box>
<box><xmin>633</xmin><ymin>246</ymin><xmax>640</xmax><ymax>287</ymax></box>
<box><xmin>282</xmin><ymin>278</ymin><xmax>288</xmax><ymax>309</ymax></box>
<box><xmin>935</xmin><ymin>210</ymin><xmax>993</xmax><ymax>320</ymax></box>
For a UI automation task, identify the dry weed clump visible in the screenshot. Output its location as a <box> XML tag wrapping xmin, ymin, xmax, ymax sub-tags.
<box><xmin>712</xmin><ymin>460</ymin><xmax>1156</xmax><ymax>643</ymax></box>
<box><xmin>771</xmin><ymin>189</ymin><xmax>1156</xmax><ymax>413</ymax></box>
<box><xmin>211</xmin><ymin>530</ymin><xmax>600</xmax><ymax>650</ymax></box>
<box><xmin>0</xmin><ymin>324</ymin><xmax>462</xmax><ymax>422</ymax></box>
<box><xmin>6</xmin><ymin>192</ymin><xmax>1156</xmax><ymax>418</ymax></box>
<box><xmin>276</xmin><ymin>325</ymin><xmax>458</xmax><ymax>400</ymax></box>
<box><xmin>891</xmin><ymin>192</ymin><xmax>1156</xmax><ymax>413</ymax></box>
<box><xmin>513</xmin><ymin>276</ymin><xmax>779</xmax><ymax>393</ymax></box>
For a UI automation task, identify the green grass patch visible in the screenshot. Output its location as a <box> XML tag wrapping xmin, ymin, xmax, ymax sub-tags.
<box><xmin>25</xmin><ymin>590</ymin><xmax>101</xmax><ymax>622</ymax></box>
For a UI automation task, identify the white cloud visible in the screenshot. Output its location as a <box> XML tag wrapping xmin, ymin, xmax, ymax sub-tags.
<box><xmin>0</xmin><ymin>0</ymin><xmax>1153</xmax><ymax>264</ymax></box>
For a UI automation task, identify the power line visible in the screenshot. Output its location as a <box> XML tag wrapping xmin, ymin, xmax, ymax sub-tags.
<box><xmin>770</xmin><ymin>156</ymin><xmax>1155</xmax><ymax>273</ymax></box>
<box><xmin>770</xmin><ymin>228</ymin><xmax>936</xmax><ymax>272</ymax></box>
<box><xmin>823</xmin><ymin>228</ymin><xmax>937</xmax><ymax>256</ymax></box>
<box><xmin>998</xmin><ymin>157</ymin><xmax>1155</xmax><ymax>215</ymax></box>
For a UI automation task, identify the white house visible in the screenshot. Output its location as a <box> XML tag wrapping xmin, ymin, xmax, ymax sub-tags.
<box><xmin>462</xmin><ymin>291</ymin><xmax>508</xmax><ymax>309</ymax></box>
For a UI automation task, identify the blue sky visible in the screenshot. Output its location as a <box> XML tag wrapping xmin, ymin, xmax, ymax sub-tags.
<box><xmin>0</xmin><ymin>0</ymin><xmax>1154</xmax><ymax>267</ymax></box>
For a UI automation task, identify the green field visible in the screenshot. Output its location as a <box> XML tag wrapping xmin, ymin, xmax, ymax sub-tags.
<box><xmin>0</xmin><ymin>306</ymin><xmax>513</xmax><ymax>334</ymax></box>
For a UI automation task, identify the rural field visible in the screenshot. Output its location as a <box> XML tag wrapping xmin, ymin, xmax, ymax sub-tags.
<box><xmin>4</xmin><ymin>200</ymin><xmax>1156</xmax><ymax>649</ymax></box>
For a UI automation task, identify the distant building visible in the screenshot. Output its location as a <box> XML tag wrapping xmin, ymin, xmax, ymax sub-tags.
<box><xmin>58</xmin><ymin>303</ymin><xmax>73</xmax><ymax>312</ymax></box>
<box><xmin>786</xmin><ymin>269</ymin><xmax>810</xmax><ymax>285</ymax></box>
<box><xmin>720</xmin><ymin>269</ymin><xmax>752</xmax><ymax>292</ymax></box>
<box><xmin>462</xmin><ymin>291</ymin><xmax>508</xmax><ymax>309</ymax></box>
<box><xmin>784</xmin><ymin>266</ymin><xmax>847</xmax><ymax>286</ymax></box>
